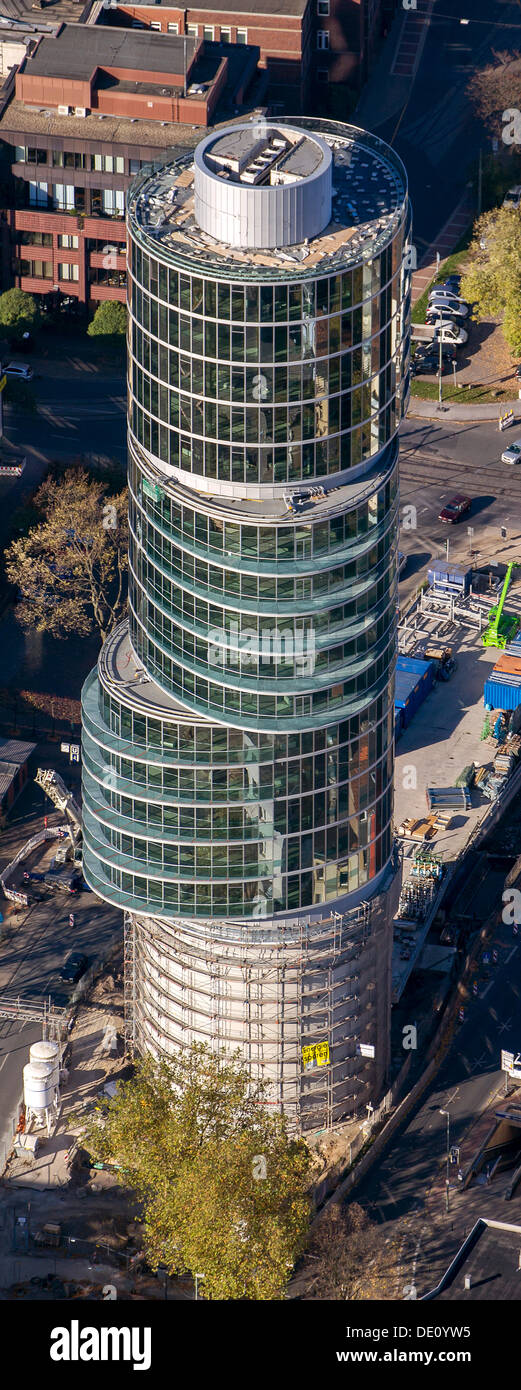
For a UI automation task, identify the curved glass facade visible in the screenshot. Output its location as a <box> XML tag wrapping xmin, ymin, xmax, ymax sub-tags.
<box><xmin>82</xmin><ymin>651</ymin><xmax>394</xmax><ymax>917</ymax></box>
<box><xmin>128</xmin><ymin>241</ymin><xmax>406</xmax><ymax>484</ymax></box>
<box><xmin>81</xmin><ymin>118</ymin><xmax>410</xmax><ymax>1127</ymax></box>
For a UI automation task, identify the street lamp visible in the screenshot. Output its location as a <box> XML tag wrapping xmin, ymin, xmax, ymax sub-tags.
<box><xmin>436</xmin><ymin>310</ymin><xmax>444</xmax><ymax>412</ymax></box>
<box><xmin>439</xmin><ymin>1109</ymin><xmax>450</xmax><ymax>1212</ymax></box>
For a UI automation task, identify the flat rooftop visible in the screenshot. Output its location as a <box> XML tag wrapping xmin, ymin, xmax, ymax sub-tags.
<box><xmin>205</xmin><ymin>126</ymin><xmax>324</xmax><ymax>185</ymax></box>
<box><xmin>435</xmin><ymin>1222</ymin><xmax>521</xmax><ymax>1300</ymax></box>
<box><xmin>129</xmin><ymin>118</ymin><xmax>407</xmax><ymax>275</ymax></box>
<box><xmin>22</xmin><ymin>23</ymin><xmax>199</xmax><ymax>79</ymax></box>
<box><xmin>107</xmin><ymin>0</ymin><xmax>308</xmax><ymax>12</ymax></box>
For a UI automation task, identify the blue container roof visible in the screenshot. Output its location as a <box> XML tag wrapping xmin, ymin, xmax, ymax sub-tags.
<box><xmin>396</xmin><ymin>655</ymin><xmax>434</xmax><ymax>676</ymax></box>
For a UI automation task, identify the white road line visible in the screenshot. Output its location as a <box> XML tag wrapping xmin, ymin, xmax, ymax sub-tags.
<box><xmin>506</xmin><ymin>946</ymin><xmax>519</xmax><ymax>963</ymax></box>
<box><xmin>0</xmin><ymin>1056</ymin><xmax>7</xmax><ymax>1073</ymax></box>
<box><xmin>481</xmin><ymin>980</ymin><xmax>494</xmax><ymax>999</ymax></box>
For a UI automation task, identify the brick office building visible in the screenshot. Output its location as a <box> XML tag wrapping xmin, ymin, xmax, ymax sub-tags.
<box><xmin>0</xmin><ymin>22</ymin><xmax>263</xmax><ymax>309</ymax></box>
<box><xmin>95</xmin><ymin>0</ymin><xmax>313</xmax><ymax>112</ymax></box>
<box><xmin>96</xmin><ymin>0</ymin><xmax>396</xmax><ymax>111</ymax></box>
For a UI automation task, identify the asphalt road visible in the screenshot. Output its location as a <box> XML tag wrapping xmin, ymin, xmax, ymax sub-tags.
<box><xmin>368</xmin><ymin>0</ymin><xmax>521</xmax><ymax>252</ymax></box>
<box><xmin>398</xmin><ymin>416</ymin><xmax>521</xmax><ymax>604</ymax></box>
<box><xmin>354</xmin><ymin>911</ymin><xmax>521</xmax><ymax>1294</ymax></box>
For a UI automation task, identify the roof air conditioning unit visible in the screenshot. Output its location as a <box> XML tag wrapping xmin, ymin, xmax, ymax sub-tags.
<box><xmin>58</xmin><ymin>105</ymin><xmax>72</xmax><ymax>116</ymax></box>
<box><xmin>74</xmin><ymin>107</ymin><xmax>88</xmax><ymax>117</ymax></box>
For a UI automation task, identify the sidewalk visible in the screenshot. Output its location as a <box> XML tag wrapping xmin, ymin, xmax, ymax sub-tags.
<box><xmin>408</xmin><ymin>396</ymin><xmax>520</xmax><ymax>421</ymax></box>
<box><xmin>411</xmin><ymin>188</ymin><xmax>475</xmax><ymax>304</ymax></box>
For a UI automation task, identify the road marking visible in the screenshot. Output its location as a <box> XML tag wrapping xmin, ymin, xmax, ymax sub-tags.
<box><xmin>0</xmin><ymin>1056</ymin><xmax>7</xmax><ymax>1073</ymax></box>
<box><xmin>506</xmin><ymin>945</ymin><xmax>519</xmax><ymax>963</ymax></box>
<box><xmin>481</xmin><ymin>980</ymin><xmax>494</xmax><ymax>999</ymax></box>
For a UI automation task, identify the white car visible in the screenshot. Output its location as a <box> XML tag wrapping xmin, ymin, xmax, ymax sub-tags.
<box><xmin>426</xmin><ymin>304</ymin><xmax>468</xmax><ymax>327</ymax></box>
<box><xmin>3</xmin><ymin>362</ymin><xmax>33</xmax><ymax>381</ymax></box>
<box><xmin>433</xmin><ymin>321</ymin><xmax>468</xmax><ymax>346</ymax></box>
<box><xmin>501</xmin><ymin>438</ymin><xmax>521</xmax><ymax>464</ymax></box>
<box><xmin>503</xmin><ymin>186</ymin><xmax>521</xmax><ymax>210</ymax></box>
<box><xmin>428</xmin><ymin>287</ymin><xmax>467</xmax><ymax>306</ymax></box>
<box><xmin>427</xmin><ymin>296</ymin><xmax>469</xmax><ymax>318</ymax></box>
<box><xmin>398</xmin><ymin>550</ymin><xmax>407</xmax><ymax>576</ymax></box>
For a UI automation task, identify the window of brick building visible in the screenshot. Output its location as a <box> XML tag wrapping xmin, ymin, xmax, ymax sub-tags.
<box><xmin>317</xmin><ymin>0</ymin><xmax>330</xmax><ymax>13</ymax></box>
<box><xmin>236</xmin><ymin>28</ymin><xmax>248</xmax><ymax>43</ymax></box>
<box><xmin>167</xmin><ymin>22</ymin><xmax>179</xmax><ymax>33</ymax></box>
<box><xmin>317</xmin><ymin>30</ymin><xmax>329</xmax><ymax>48</ymax></box>
<box><xmin>220</xmin><ymin>26</ymin><xmax>231</xmax><ymax>41</ymax></box>
<box><xmin>58</xmin><ymin>263</ymin><xmax>80</xmax><ymax>282</ymax></box>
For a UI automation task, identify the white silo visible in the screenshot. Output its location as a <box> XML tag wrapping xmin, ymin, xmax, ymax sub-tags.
<box><xmin>30</xmin><ymin>1040</ymin><xmax>60</xmax><ymax>1090</ymax></box>
<box><xmin>23</xmin><ymin>1059</ymin><xmax>59</xmax><ymax>1135</ymax></box>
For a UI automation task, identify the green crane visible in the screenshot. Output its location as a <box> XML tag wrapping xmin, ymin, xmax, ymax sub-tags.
<box><xmin>482</xmin><ymin>561</ymin><xmax>520</xmax><ymax>648</ymax></box>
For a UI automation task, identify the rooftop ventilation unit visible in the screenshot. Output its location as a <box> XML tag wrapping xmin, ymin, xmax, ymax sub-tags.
<box><xmin>58</xmin><ymin>105</ymin><xmax>71</xmax><ymax>116</ymax></box>
<box><xmin>74</xmin><ymin>107</ymin><xmax>88</xmax><ymax>118</ymax></box>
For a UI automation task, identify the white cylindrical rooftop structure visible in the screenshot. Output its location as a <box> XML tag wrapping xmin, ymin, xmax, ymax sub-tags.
<box><xmin>193</xmin><ymin>122</ymin><xmax>333</xmax><ymax>249</ymax></box>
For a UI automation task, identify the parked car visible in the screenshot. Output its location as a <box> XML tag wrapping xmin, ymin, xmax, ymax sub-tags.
<box><xmin>433</xmin><ymin>322</ymin><xmax>468</xmax><ymax>345</ymax></box>
<box><xmin>438</xmin><ymin>494</ymin><xmax>472</xmax><ymax>523</ymax></box>
<box><xmin>2</xmin><ymin>362</ymin><xmax>34</xmax><ymax>381</ymax></box>
<box><xmin>426</xmin><ymin>304</ymin><xmax>468</xmax><ymax>326</ymax></box>
<box><xmin>515</xmin><ymin>364</ymin><xmax>521</xmax><ymax>382</ymax></box>
<box><xmin>501</xmin><ymin>438</ymin><xmax>521</xmax><ymax>464</ymax></box>
<box><xmin>398</xmin><ymin>550</ymin><xmax>407</xmax><ymax>575</ymax></box>
<box><xmin>415</xmin><ymin>341</ymin><xmax>455</xmax><ymax>362</ymax></box>
<box><xmin>59</xmin><ymin>951</ymin><xmax>88</xmax><ymax>984</ymax></box>
<box><xmin>411</xmin><ymin>355</ymin><xmax>450</xmax><ymax>376</ymax></box>
<box><xmin>427</xmin><ymin>296</ymin><xmax>469</xmax><ymax>319</ymax></box>
<box><xmin>503</xmin><ymin>185</ymin><xmax>521</xmax><ymax>210</ymax></box>
<box><xmin>428</xmin><ymin>285</ymin><xmax>468</xmax><ymax>305</ymax></box>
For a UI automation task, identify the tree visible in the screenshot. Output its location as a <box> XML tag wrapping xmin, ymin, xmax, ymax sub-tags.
<box><xmin>0</xmin><ymin>287</ymin><xmax>39</xmax><ymax>333</ymax></box>
<box><xmin>87</xmin><ymin>300</ymin><xmax>127</xmax><ymax>337</ymax></box>
<box><xmin>302</xmin><ymin>1202</ymin><xmax>397</xmax><ymax>1300</ymax></box>
<box><xmin>467</xmin><ymin>52</ymin><xmax>521</xmax><ymax>141</ymax></box>
<box><xmin>5</xmin><ymin>468</ymin><xmax>128</xmax><ymax>644</ymax></box>
<box><xmin>459</xmin><ymin>207</ymin><xmax>521</xmax><ymax>358</ymax></box>
<box><xmin>81</xmin><ymin>1046</ymin><xmax>312</xmax><ymax>1300</ymax></box>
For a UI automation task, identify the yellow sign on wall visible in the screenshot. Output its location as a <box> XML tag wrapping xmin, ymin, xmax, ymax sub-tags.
<box><xmin>302</xmin><ymin>1041</ymin><xmax>330</xmax><ymax>1069</ymax></box>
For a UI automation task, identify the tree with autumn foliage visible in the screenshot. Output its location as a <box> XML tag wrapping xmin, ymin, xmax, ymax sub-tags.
<box><xmin>5</xmin><ymin>468</ymin><xmax>127</xmax><ymax>644</ymax></box>
<box><xmin>459</xmin><ymin>206</ymin><xmax>521</xmax><ymax>358</ymax></box>
<box><xmin>81</xmin><ymin>1046</ymin><xmax>312</xmax><ymax>1300</ymax></box>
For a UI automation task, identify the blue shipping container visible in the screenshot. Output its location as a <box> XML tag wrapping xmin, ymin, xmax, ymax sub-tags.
<box><xmin>484</xmin><ymin>677</ymin><xmax>521</xmax><ymax>711</ymax></box>
<box><xmin>395</xmin><ymin>655</ymin><xmax>435</xmax><ymax>730</ymax></box>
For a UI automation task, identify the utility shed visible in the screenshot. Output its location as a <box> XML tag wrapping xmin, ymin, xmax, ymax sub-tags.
<box><xmin>427</xmin><ymin>560</ymin><xmax>472</xmax><ymax>596</ymax></box>
<box><xmin>395</xmin><ymin>655</ymin><xmax>435</xmax><ymax>738</ymax></box>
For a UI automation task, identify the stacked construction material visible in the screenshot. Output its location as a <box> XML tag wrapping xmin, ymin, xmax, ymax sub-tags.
<box><xmin>426</xmin><ymin>786</ymin><xmax>471</xmax><ymax>810</ymax></box>
<box><xmin>484</xmin><ymin>652</ymin><xmax>521</xmax><ymax>711</ymax></box>
<box><xmin>395</xmin><ymin>655</ymin><xmax>435</xmax><ymax>739</ymax></box>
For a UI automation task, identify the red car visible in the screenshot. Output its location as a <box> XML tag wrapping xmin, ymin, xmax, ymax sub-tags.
<box><xmin>438</xmin><ymin>494</ymin><xmax>472</xmax><ymax>523</ymax></box>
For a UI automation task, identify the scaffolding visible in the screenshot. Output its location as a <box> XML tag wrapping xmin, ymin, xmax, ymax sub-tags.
<box><xmin>122</xmin><ymin>879</ymin><xmax>397</xmax><ymax>1134</ymax></box>
<box><xmin>0</xmin><ymin>994</ymin><xmax>68</xmax><ymax>1040</ymax></box>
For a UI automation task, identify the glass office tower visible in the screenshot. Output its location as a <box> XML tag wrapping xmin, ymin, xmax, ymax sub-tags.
<box><xmin>81</xmin><ymin>118</ymin><xmax>411</xmax><ymax>1131</ymax></box>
